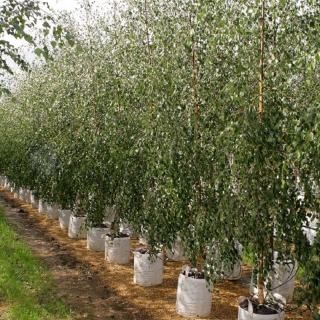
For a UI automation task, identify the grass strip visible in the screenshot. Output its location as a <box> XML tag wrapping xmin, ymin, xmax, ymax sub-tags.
<box><xmin>0</xmin><ymin>207</ymin><xmax>71</xmax><ymax>320</ymax></box>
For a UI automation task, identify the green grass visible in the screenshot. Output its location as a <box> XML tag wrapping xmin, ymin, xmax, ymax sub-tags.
<box><xmin>0</xmin><ymin>207</ymin><xmax>72</xmax><ymax>320</ymax></box>
<box><xmin>242</xmin><ymin>243</ymin><xmax>255</xmax><ymax>266</ymax></box>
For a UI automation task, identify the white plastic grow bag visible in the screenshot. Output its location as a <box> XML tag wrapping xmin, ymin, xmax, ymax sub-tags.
<box><xmin>38</xmin><ymin>200</ymin><xmax>47</xmax><ymax>213</ymax></box>
<box><xmin>58</xmin><ymin>209</ymin><xmax>72</xmax><ymax>229</ymax></box>
<box><xmin>68</xmin><ymin>216</ymin><xmax>87</xmax><ymax>239</ymax></box>
<box><xmin>238</xmin><ymin>298</ymin><xmax>285</xmax><ymax>320</ymax></box>
<box><xmin>18</xmin><ymin>188</ymin><xmax>25</xmax><ymax>200</ymax></box>
<box><xmin>46</xmin><ymin>203</ymin><xmax>60</xmax><ymax>219</ymax></box>
<box><xmin>176</xmin><ymin>266</ymin><xmax>213</xmax><ymax>318</ymax></box>
<box><xmin>139</xmin><ymin>226</ymin><xmax>148</xmax><ymax>245</ymax></box>
<box><xmin>222</xmin><ymin>242</ymin><xmax>243</xmax><ymax>280</ymax></box>
<box><xmin>139</xmin><ymin>235</ymin><xmax>148</xmax><ymax>245</ymax></box>
<box><xmin>4</xmin><ymin>179</ymin><xmax>10</xmax><ymax>190</ymax></box>
<box><xmin>166</xmin><ymin>235</ymin><xmax>188</xmax><ymax>261</ymax></box>
<box><xmin>206</xmin><ymin>240</ymin><xmax>243</xmax><ymax>280</ymax></box>
<box><xmin>87</xmin><ymin>227</ymin><xmax>110</xmax><ymax>251</ymax></box>
<box><xmin>30</xmin><ymin>191</ymin><xmax>38</xmax><ymax>209</ymax></box>
<box><xmin>303</xmin><ymin>215</ymin><xmax>318</xmax><ymax>245</ymax></box>
<box><xmin>271</xmin><ymin>260</ymin><xmax>298</xmax><ymax>303</ymax></box>
<box><xmin>104</xmin><ymin>206</ymin><xmax>116</xmax><ymax>223</ymax></box>
<box><xmin>223</xmin><ymin>259</ymin><xmax>243</xmax><ymax>280</ymax></box>
<box><xmin>119</xmin><ymin>220</ymin><xmax>134</xmax><ymax>236</ymax></box>
<box><xmin>250</xmin><ymin>258</ymin><xmax>297</xmax><ymax>303</ymax></box>
<box><xmin>133</xmin><ymin>250</ymin><xmax>163</xmax><ymax>286</ymax></box>
<box><xmin>105</xmin><ymin>235</ymin><xmax>131</xmax><ymax>264</ymax></box>
<box><xmin>24</xmin><ymin>189</ymin><xmax>31</xmax><ymax>204</ymax></box>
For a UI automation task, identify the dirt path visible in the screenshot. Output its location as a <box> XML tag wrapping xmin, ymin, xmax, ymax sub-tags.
<box><xmin>0</xmin><ymin>187</ymin><xmax>310</xmax><ymax>320</ymax></box>
<box><xmin>0</xmin><ymin>187</ymin><xmax>147</xmax><ymax>320</ymax></box>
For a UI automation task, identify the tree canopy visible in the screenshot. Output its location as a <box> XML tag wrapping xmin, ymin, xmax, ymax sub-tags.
<box><xmin>0</xmin><ymin>0</ymin><xmax>73</xmax><ymax>96</ymax></box>
<box><xmin>0</xmin><ymin>0</ymin><xmax>320</xmax><ymax>314</ymax></box>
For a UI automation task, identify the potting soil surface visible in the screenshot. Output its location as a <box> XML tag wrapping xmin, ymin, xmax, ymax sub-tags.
<box><xmin>0</xmin><ymin>187</ymin><xmax>311</xmax><ymax>320</ymax></box>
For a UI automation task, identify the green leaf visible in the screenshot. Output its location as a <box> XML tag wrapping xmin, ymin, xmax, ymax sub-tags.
<box><xmin>67</xmin><ymin>39</ymin><xmax>75</xmax><ymax>47</ymax></box>
<box><xmin>23</xmin><ymin>34</ymin><xmax>33</xmax><ymax>43</ymax></box>
<box><xmin>76</xmin><ymin>44</ymin><xmax>83</xmax><ymax>53</ymax></box>
<box><xmin>34</xmin><ymin>48</ymin><xmax>42</xmax><ymax>57</ymax></box>
<box><xmin>313</xmin><ymin>313</ymin><xmax>320</xmax><ymax>320</ymax></box>
<box><xmin>43</xmin><ymin>21</ymin><xmax>50</xmax><ymax>28</ymax></box>
<box><xmin>1</xmin><ymin>88</ymin><xmax>11</xmax><ymax>95</ymax></box>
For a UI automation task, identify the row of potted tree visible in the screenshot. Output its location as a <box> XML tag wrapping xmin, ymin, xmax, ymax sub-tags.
<box><xmin>0</xmin><ymin>0</ymin><xmax>320</xmax><ymax>318</ymax></box>
<box><xmin>0</xmin><ymin>175</ymin><xmax>312</xmax><ymax>318</ymax></box>
<box><xmin>0</xmin><ymin>176</ymin><xmax>241</xmax><ymax>318</ymax></box>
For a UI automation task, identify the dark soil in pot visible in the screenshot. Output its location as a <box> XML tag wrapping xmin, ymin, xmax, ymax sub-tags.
<box><xmin>239</xmin><ymin>298</ymin><xmax>283</xmax><ymax>315</ymax></box>
<box><xmin>133</xmin><ymin>248</ymin><xmax>161</xmax><ymax>255</ymax></box>
<box><xmin>106</xmin><ymin>232</ymin><xmax>130</xmax><ymax>239</ymax></box>
<box><xmin>135</xmin><ymin>248</ymin><xmax>149</xmax><ymax>254</ymax></box>
<box><xmin>182</xmin><ymin>268</ymin><xmax>205</xmax><ymax>279</ymax></box>
<box><xmin>90</xmin><ymin>222</ymin><xmax>110</xmax><ymax>229</ymax></box>
<box><xmin>72</xmin><ymin>214</ymin><xmax>86</xmax><ymax>218</ymax></box>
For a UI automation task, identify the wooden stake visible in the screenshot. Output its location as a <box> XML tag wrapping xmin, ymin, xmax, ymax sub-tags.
<box><xmin>190</xmin><ymin>13</ymin><xmax>198</xmax><ymax>129</ymax></box>
<box><xmin>258</xmin><ymin>1</ymin><xmax>265</xmax><ymax>306</ymax></box>
<box><xmin>145</xmin><ymin>0</ymin><xmax>152</xmax><ymax>65</ymax></box>
<box><xmin>113</xmin><ymin>2</ymin><xmax>121</xmax><ymax>117</ymax></box>
<box><xmin>259</xmin><ymin>1</ymin><xmax>265</xmax><ymax>118</ymax></box>
<box><xmin>258</xmin><ymin>251</ymin><xmax>265</xmax><ymax>304</ymax></box>
<box><xmin>144</xmin><ymin>0</ymin><xmax>153</xmax><ymax>113</ymax></box>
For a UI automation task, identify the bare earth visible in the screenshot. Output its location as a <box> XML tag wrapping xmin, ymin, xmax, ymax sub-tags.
<box><xmin>0</xmin><ymin>186</ymin><xmax>311</xmax><ymax>320</ymax></box>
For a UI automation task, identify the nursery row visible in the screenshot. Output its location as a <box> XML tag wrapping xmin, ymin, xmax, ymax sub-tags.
<box><xmin>0</xmin><ymin>0</ymin><xmax>320</xmax><ymax>318</ymax></box>
<box><xmin>0</xmin><ymin>176</ymin><xmax>311</xmax><ymax>319</ymax></box>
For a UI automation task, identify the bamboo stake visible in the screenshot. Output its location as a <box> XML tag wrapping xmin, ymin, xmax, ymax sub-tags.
<box><xmin>116</xmin><ymin>75</ymin><xmax>121</xmax><ymax>117</ymax></box>
<box><xmin>259</xmin><ymin>1</ymin><xmax>265</xmax><ymax>118</ymax></box>
<box><xmin>189</xmin><ymin>8</ymin><xmax>202</xmax><ymax>269</ymax></box>
<box><xmin>144</xmin><ymin>0</ymin><xmax>152</xmax><ymax>65</ymax></box>
<box><xmin>85</xmin><ymin>4</ymin><xmax>98</xmax><ymax>134</ymax></box>
<box><xmin>258</xmin><ymin>0</ymin><xmax>265</xmax><ymax>306</ymax></box>
<box><xmin>258</xmin><ymin>251</ymin><xmax>265</xmax><ymax>304</ymax></box>
<box><xmin>189</xmin><ymin>13</ymin><xmax>198</xmax><ymax>131</ymax></box>
<box><xmin>144</xmin><ymin>0</ymin><xmax>153</xmax><ymax>114</ymax></box>
<box><xmin>113</xmin><ymin>2</ymin><xmax>121</xmax><ymax>117</ymax></box>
